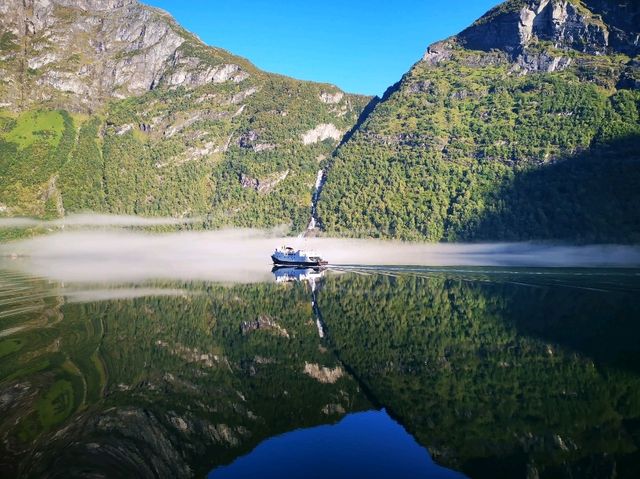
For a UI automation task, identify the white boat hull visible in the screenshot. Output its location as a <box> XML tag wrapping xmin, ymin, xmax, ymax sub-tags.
<box><xmin>271</xmin><ymin>255</ymin><xmax>328</xmax><ymax>266</ymax></box>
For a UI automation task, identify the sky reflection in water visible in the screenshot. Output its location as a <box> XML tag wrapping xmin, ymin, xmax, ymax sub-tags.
<box><xmin>210</xmin><ymin>410</ymin><xmax>466</xmax><ymax>479</ymax></box>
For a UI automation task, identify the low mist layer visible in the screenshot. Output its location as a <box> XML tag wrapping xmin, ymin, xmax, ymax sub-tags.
<box><xmin>1</xmin><ymin>229</ymin><xmax>639</xmax><ymax>284</ymax></box>
<box><xmin>0</xmin><ymin>214</ymin><xmax>198</xmax><ymax>228</ymax></box>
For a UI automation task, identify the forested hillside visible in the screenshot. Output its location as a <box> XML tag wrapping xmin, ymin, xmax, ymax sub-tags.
<box><xmin>0</xmin><ymin>0</ymin><xmax>368</xmax><ymax>232</ymax></box>
<box><xmin>319</xmin><ymin>0</ymin><xmax>640</xmax><ymax>242</ymax></box>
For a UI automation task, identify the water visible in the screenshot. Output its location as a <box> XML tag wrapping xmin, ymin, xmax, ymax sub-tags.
<box><xmin>210</xmin><ymin>410</ymin><xmax>465</xmax><ymax>479</ymax></box>
<box><xmin>1</xmin><ymin>262</ymin><xmax>640</xmax><ymax>478</ymax></box>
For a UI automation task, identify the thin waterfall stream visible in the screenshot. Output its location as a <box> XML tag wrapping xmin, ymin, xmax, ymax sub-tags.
<box><xmin>301</xmin><ymin>169</ymin><xmax>326</xmax><ymax>237</ymax></box>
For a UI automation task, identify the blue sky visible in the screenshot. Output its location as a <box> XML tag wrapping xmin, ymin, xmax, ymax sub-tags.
<box><xmin>144</xmin><ymin>0</ymin><xmax>500</xmax><ymax>96</ymax></box>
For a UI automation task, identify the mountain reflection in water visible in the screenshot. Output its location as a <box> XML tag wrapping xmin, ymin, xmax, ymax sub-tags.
<box><xmin>0</xmin><ymin>266</ymin><xmax>639</xmax><ymax>478</ymax></box>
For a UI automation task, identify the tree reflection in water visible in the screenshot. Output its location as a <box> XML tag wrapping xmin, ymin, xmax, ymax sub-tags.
<box><xmin>0</xmin><ymin>267</ymin><xmax>638</xmax><ymax>478</ymax></box>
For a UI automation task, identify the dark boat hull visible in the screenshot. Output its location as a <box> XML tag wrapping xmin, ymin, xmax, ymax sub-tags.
<box><xmin>271</xmin><ymin>255</ymin><xmax>328</xmax><ymax>267</ymax></box>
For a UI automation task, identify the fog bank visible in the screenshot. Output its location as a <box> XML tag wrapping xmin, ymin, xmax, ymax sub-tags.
<box><xmin>0</xmin><ymin>214</ymin><xmax>198</xmax><ymax>228</ymax></box>
<box><xmin>1</xmin><ymin>229</ymin><xmax>639</xmax><ymax>284</ymax></box>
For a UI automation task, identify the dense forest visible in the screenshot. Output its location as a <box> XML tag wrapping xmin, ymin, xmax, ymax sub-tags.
<box><xmin>319</xmin><ymin>44</ymin><xmax>640</xmax><ymax>242</ymax></box>
<box><xmin>0</xmin><ymin>79</ymin><xmax>367</xmax><ymax>235</ymax></box>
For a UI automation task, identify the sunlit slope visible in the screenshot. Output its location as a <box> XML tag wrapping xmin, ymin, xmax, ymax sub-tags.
<box><xmin>0</xmin><ymin>0</ymin><xmax>369</xmax><ymax>231</ymax></box>
<box><xmin>319</xmin><ymin>0</ymin><xmax>640</xmax><ymax>242</ymax></box>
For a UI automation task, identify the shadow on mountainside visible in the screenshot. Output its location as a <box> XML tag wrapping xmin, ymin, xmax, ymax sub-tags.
<box><xmin>338</xmin><ymin>79</ymin><xmax>404</xmax><ymax>148</ymax></box>
<box><xmin>467</xmin><ymin>134</ymin><xmax>640</xmax><ymax>244</ymax></box>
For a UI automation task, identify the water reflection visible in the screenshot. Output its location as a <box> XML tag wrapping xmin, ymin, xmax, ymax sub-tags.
<box><xmin>0</xmin><ymin>268</ymin><xmax>639</xmax><ymax>478</ymax></box>
<box><xmin>272</xmin><ymin>266</ymin><xmax>326</xmax><ymax>285</ymax></box>
<box><xmin>273</xmin><ymin>266</ymin><xmax>327</xmax><ymax>339</ymax></box>
<box><xmin>210</xmin><ymin>410</ymin><xmax>466</xmax><ymax>479</ymax></box>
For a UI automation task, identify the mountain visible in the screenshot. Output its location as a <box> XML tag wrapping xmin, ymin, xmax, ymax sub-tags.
<box><xmin>1</xmin><ymin>0</ymin><xmax>639</xmax><ymax>243</ymax></box>
<box><xmin>318</xmin><ymin>0</ymin><xmax>640</xmax><ymax>242</ymax></box>
<box><xmin>0</xmin><ymin>0</ymin><xmax>369</xmax><ymax>232</ymax></box>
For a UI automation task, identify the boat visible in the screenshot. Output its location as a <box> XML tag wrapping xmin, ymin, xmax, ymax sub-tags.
<box><xmin>271</xmin><ymin>246</ymin><xmax>328</xmax><ymax>266</ymax></box>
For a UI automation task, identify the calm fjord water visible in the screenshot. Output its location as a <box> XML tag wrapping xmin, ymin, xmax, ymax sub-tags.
<box><xmin>1</xmin><ymin>263</ymin><xmax>639</xmax><ymax>478</ymax></box>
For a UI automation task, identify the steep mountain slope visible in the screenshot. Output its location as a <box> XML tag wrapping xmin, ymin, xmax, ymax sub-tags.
<box><xmin>319</xmin><ymin>0</ymin><xmax>640</xmax><ymax>242</ymax></box>
<box><xmin>0</xmin><ymin>0</ymin><xmax>369</xmax><ymax>230</ymax></box>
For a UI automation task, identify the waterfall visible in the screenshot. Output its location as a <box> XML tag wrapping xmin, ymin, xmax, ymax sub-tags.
<box><xmin>304</xmin><ymin>169</ymin><xmax>325</xmax><ymax>234</ymax></box>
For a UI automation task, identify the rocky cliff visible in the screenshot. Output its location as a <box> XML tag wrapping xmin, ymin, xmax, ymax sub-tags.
<box><xmin>457</xmin><ymin>0</ymin><xmax>639</xmax><ymax>57</ymax></box>
<box><xmin>1</xmin><ymin>0</ymin><xmax>255</xmax><ymax>111</ymax></box>
<box><xmin>319</xmin><ymin>0</ymin><xmax>640</xmax><ymax>242</ymax></box>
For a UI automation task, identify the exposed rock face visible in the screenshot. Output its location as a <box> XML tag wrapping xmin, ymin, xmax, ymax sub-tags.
<box><xmin>155</xmin><ymin>340</ymin><xmax>227</xmax><ymax>369</ymax></box>
<box><xmin>422</xmin><ymin>41</ymin><xmax>454</xmax><ymax>65</ymax></box>
<box><xmin>238</xmin><ymin>130</ymin><xmax>260</xmax><ymax>149</ymax></box>
<box><xmin>425</xmin><ymin>0</ymin><xmax>639</xmax><ymax>76</ymax></box>
<box><xmin>163</xmin><ymin>60</ymin><xmax>247</xmax><ymax>89</ymax></box>
<box><xmin>20</xmin><ymin>406</ymin><xmax>250</xmax><ymax>479</ymax></box>
<box><xmin>55</xmin><ymin>0</ymin><xmax>136</xmax><ymax>10</ymax></box>
<box><xmin>303</xmin><ymin>362</ymin><xmax>344</xmax><ymax>384</ymax></box>
<box><xmin>22</xmin><ymin>407</ymin><xmax>193</xmax><ymax>478</ymax></box>
<box><xmin>457</xmin><ymin>0</ymin><xmax>639</xmax><ymax>57</ymax></box>
<box><xmin>617</xmin><ymin>59</ymin><xmax>640</xmax><ymax>90</ymax></box>
<box><xmin>321</xmin><ymin>403</ymin><xmax>346</xmax><ymax>415</ymax></box>
<box><xmin>319</xmin><ymin>91</ymin><xmax>344</xmax><ymax>104</ymax></box>
<box><xmin>237</xmin><ymin>129</ymin><xmax>276</xmax><ymax>152</ymax></box>
<box><xmin>228</xmin><ymin>86</ymin><xmax>258</xmax><ymax>104</ymax></box>
<box><xmin>0</xmin><ymin>0</ymin><xmax>249</xmax><ymax>110</ymax></box>
<box><xmin>302</xmin><ymin>123</ymin><xmax>343</xmax><ymax>145</ymax></box>
<box><xmin>513</xmin><ymin>50</ymin><xmax>572</xmax><ymax>72</ymax></box>
<box><xmin>583</xmin><ymin>0</ymin><xmax>640</xmax><ymax>54</ymax></box>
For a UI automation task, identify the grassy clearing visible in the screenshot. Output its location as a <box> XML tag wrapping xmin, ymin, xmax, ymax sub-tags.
<box><xmin>4</xmin><ymin>110</ymin><xmax>65</xmax><ymax>149</ymax></box>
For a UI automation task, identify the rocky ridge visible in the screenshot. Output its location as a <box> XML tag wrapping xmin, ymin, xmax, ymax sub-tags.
<box><xmin>423</xmin><ymin>0</ymin><xmax>640</xmax><ymax>75</ymax></box>
<box><xmin>457</xmin><ymin>0</ymin><xmax>639</xmax><ymax>56</ymax></box>
<box><xmin>0</xmin><ymin>0</ymin><xmax>254</xmax><ymax>110</ymax></box>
